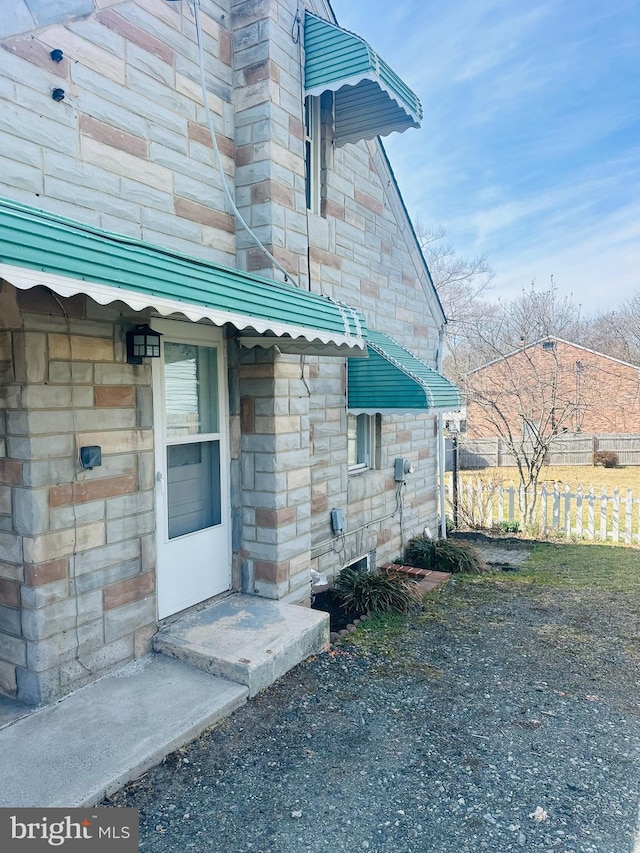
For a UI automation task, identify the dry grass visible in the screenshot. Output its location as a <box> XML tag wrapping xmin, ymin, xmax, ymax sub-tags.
<box><xmin>459</xmin><ymin>464</ymin><xmax>640</xmax><ymax>493</ymax></box>
<box><xmin>504</xmin><ymin>541</ymin><xmax>640</xmax><ymax>593</ymax></box>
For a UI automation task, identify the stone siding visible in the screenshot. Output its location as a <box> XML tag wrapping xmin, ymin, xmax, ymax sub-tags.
<box><xmin>236</xmin><ymin>346</ymin><xmax>312</xmax><ymax>604</ymax></box>
<box><xmin>0</xmin><ymin>0</ymin><xmax>448</xmax><ymax>698</ymax></box>
<box><xmin>0</xmin><ymin>285</ymin><xmax>156</xmax><ymax>703</ymax></box>
<box><xmin>0</xmin><ymin>0</ymin><xmax>236</xmax><ymax>265</ymax></box>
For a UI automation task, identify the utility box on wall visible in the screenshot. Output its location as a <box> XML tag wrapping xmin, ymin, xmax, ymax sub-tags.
<box><xmin>394</xmin><ymin>457</ymin><xmax>415</xmax><ymax>482</ymax></box>
<box><xmin>330</xmin><ymin>508</ymin><xmax>345</xmax><ymax>534</ymax></box>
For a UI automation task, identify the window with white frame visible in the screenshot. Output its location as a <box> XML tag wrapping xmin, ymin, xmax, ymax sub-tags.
<box><xmin>344</xmin><ymin>554</ymin><xmax>370</xmax><ymax>574</ymax></box>
<box><xmin>348</xmin><ymin>413</ymin><xmax>375</xmax><ymax>471</ymax></box>
<box><xmin>305</xmin><ymin>95</ymin><xmax>321</xmax><ymax>214</ymax></box>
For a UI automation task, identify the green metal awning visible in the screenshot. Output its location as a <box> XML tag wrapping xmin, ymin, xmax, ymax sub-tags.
<box><xmin>348</xmin><ymin>330</ymin><xmax>461</xmax><ymax>414</ymax></box>
<box><xmin>304</xmin><ymin>12</ymin><xmax>422</xmax><ymax>146</ymax></box>
<box><xmin>0</xmin><ymin>198</ymin><xmax>366</xmax><ymax>355</ymax></box>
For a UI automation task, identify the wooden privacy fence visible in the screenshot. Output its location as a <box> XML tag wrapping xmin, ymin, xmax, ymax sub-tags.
<box><xmin>454</xmin><ymin>434</ymin><xmax>640</xmax><ymax>469</ymax></box>
<box><xmin>447</xmin><ymin>476</ymin><xmax>640</xmax><ymax>544</ymax></box>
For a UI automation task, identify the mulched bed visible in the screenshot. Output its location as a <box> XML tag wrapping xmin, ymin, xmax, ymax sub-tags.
<box><xmin>310</xmin><ymin>589</ymin><xmax>363</xmax><ymax>632</ymax></box>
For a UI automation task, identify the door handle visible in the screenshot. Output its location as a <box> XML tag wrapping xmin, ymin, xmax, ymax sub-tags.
<box><xmin>156</xmin><ymin>471</ymin><xmax>165</xmax><ymax>494</ymax></box>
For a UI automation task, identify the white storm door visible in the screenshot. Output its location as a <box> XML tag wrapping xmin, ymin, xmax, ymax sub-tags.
<box><xmin>153</xmin><ymin>321</ymin><xmax>231</xmax><ymax>619</ymax></box>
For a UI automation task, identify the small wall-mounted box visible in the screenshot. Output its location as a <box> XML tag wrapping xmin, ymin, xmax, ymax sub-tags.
<box><xmin>80</xmin><ymin>445</ymin><xmax>102</xmax><ymax>470</ymax></box>
<box><xmin>330</xmin><ymin>507</ymin><xmax>345</xmax><ymax>534</ymax></box>
<box><xmin>394</xmin><ymin>457</ymin><xmax>415</xmax><ymax>482</ymax></box>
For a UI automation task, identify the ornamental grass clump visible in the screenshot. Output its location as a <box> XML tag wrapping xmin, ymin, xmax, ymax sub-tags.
<box><xmin>403</xmin><ymin>535</ymin><xmax>487</xmax><ymax>575</ymax></box>
<box><xmin>432</xmin><ymin>538</ymin><xmax>487</xmax><ymax>574</ymax></box>
<box><xmin>333</xmin><ymin>567</ymin><xmax>419</xmax><ymax>614</ymax></box>
<box><xmin>403</xmin><ymin>535</ymin><xmax>436</xmax><ymax>570</ymax></box>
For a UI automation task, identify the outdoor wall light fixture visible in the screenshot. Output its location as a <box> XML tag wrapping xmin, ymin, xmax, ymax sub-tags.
<box><xmin>126</xmin><ymin>324</ymin><xmax>162</xmax><ymax>364</ymax></box>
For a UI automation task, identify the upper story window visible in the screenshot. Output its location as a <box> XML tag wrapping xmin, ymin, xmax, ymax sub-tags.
<box><xmin>305</xmin><ymin>95</ymin><xmax>321</xmax><ymax>214</ymax></box>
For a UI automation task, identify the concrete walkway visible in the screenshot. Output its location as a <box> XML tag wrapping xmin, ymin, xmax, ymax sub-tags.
<box><xmin>0</xmin><ymin>594</ymin><xmax>330</xmax><ymax>808</ymax></box>
<box><xmin>0</xmin><ymin>654</ymin><xmax>248</xmax><ymax>808</ymax></box>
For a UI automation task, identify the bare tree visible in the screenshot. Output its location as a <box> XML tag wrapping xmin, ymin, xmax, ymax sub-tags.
<box><xmin>416</xmin><ymin>223</ymin><xmax>494</xmax><ymax>322</ymax></box>
<box><xmin>621</xmin><ymin>293</ymin><xmax>640</xmax><ymax>358</ymax></box>
<box><xmin>466</xmin><ymin>338</ymin><xmax>599</xmax><ymax>525</ymax></box>
<box><xmin>415</xmin><ymin>222</ymin><xmax>495</xmax><ymax>381</ymax></box>
<box><xmin>578</xmin><ymin>294</ymin><xmax>640</xmax><ymax>365</ymax></box>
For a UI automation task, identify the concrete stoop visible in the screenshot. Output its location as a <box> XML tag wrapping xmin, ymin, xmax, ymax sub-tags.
<box><xmin>0</xmin><ymin>595</ymin><xmax>329</xmax><ymax>808</ymax></box>
<box><xmin>153</xmin><ymin>593</ymin><xmax>331</xmax><ymax>697</ymax></box>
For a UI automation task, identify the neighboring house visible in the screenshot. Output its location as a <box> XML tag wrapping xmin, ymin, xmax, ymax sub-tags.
<box><xmin>0</xmin><ymin>0</ymin><xmax>460</xmax><ymax>706</ymax></box>
<box><xmin>466</xmin><ymin>337</ymin><xmax>640</xmax><ymax>439</ymax></box>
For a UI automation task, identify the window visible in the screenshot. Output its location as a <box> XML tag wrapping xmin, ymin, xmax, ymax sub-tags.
<box><xmin>344</xmin><ymin>555</ymin><xmax>370</xmax><ymax>574</ymax></box>
<box><xmin>348</xmin><ymin>413</ymin><xmax>375</xmax><ymax>471</ymax></box>
<box><xmin>305</xmin><ymin>95</ymin><xmax>321</xmax><ymax>213</ymax></box>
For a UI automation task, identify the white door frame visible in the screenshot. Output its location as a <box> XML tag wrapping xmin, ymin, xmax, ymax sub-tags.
<box><xmin>152</xmin><ymin>318</ymin><xmax>231</xmax><ymax>619</ymax></box>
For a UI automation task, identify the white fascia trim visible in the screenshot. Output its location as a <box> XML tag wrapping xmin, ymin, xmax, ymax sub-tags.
<box><xmin>349</xmin><ymin>406</ymin><xmax>462</xmax><ymax>416</ymax></box>
<box><xmin>239</xmin><ymin>336</ymin><xmax>367</xmax><ymax>357</ymax></box>
<box><xmin>305</xmin><ymin>72</ymin><xmax>421</xmax><ymax>126</ymax></box>
<box><xmin>0</xmin><ymin>263</ymin><xmax>366</xmax><ymax>352</ymax></box>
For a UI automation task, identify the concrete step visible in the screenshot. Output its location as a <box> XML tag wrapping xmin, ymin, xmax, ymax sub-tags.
<box><xmin>0</xmin><ymin>655</ymin><xmax>248</xmax><ymax>808</ymax></box>
<box><xmin>153</xmin><ymin>593</ymin><xmax>330</xmax><ymax>697</ymax></box>
<box><xmin>0</xmin><ymin>694</ymin><xmax>33</xmax><ymax>730</ymax></box>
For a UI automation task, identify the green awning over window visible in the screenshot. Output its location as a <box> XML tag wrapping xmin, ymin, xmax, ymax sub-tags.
<box><xmin>348</xmin><ymin>330</ymin><xmax>461</xmax><ymax>414</ymax></box>
<box><xmin>0</xmin><ymin>198</ymin><xmax>366</xmax><ymax>355</ymax></box>
<box><xmin>304</xmin><ymin>12</ymin><xmax>422</xmax><ymax>146</ymax></box>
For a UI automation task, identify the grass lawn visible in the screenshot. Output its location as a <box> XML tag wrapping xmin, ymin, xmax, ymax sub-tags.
<box><xmin>458</xmin><ymin>464</ymin><xmax>640</xmax><ymax>492</ymax></box>
<box><xmin>501</xmin><ymin>541</ymin><xmax>640</xmax><ymax>592</ymax></box>
<box><xmin>345</xmin><ymin>540</ymin><xmax>640</xmax><ymax>687</ymax></box>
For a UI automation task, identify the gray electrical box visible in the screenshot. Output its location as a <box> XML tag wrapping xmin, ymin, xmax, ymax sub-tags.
<box><xmin>80</xmin><ymin>445</ymin><xmax>102</xmax><ymax>470</ymax></box>
<box><xmin>394</xmin><ymin>457</ymin><xmax>414</xmax><ymax>482</ymax></box>
<box><xmin>330</xmin><ymin>508</ymin><xmax>345</xmax><ymax>534</ymax></box>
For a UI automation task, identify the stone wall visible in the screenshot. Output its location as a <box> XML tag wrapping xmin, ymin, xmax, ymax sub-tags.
<box><xmin>0</xmin><ymin>284</ymin><xmax>156</xmax><ymax>704</ymax></box>
<box><xmin>226</xmin><ymin>0</ymin><xmax>443</xmax><ymax>578</ymax></box>
<box><xmin>0</xmin><ymin>0</ymin><xmax>447</xmax><ymax>651</ymax></box>
<box><xmin>0</xmin><ymin>0</ymin><xmax>236</xmax><ymax>265</ymax></box>
<box><xmin>308</xmin><ymin>356</ymin><xmax>438</xmax><ymax>580</ymax></box>
<box><xmin>236</xmin><ymin>346</ymin><xmax>312</xmax><ymax>604</ymax></box>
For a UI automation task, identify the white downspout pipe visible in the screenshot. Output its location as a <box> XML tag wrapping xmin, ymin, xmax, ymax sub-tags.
<box><xmin>436</xmin><ymin>326</ymin><xmax>447</xmax><ymax>539</ymax></box>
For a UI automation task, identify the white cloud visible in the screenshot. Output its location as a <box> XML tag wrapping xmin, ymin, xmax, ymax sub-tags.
<box><xmin>330</xmin><ymin>0</ymin><xmax>640</xmax><ymax>308</ymax></box>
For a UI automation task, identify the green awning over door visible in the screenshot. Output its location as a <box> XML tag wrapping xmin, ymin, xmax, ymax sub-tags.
<box><xmin>348</xmin><ymin>330</ymin><xmax>461</xmax><ymax>414</ymax></box>
<box><xmin>304</xmin><ymin>12</ymin><xmax>422</xmax><ymax>146</ymax></box>
<box><xmin>0</xmin><ymin>197</ymin><xmax>366</xmax><ymax>354</ymax></box>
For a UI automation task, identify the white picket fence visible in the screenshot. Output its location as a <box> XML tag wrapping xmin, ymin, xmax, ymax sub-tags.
<box><xmin>447</xmin><ymin>476</ymin><xmax>640</xmax><ymax>544</ymax></box>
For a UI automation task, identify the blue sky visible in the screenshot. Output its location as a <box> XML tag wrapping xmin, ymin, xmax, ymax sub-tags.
<box><xmin>329</xmin><ymin>0</ymin><xmax>640</xmax><ymax>312</ymax></box>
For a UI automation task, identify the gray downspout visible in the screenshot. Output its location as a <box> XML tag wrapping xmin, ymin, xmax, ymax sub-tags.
<box><xmin>436</xmin><ymin>326</ymin><xmax>447</xmax><ymax>539</ymax></box>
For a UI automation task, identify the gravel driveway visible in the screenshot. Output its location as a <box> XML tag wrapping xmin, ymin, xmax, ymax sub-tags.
<box><xmin>107</xmin><ymin>572</ymin><xmax>640</xmax><ymax>853</ymax></box>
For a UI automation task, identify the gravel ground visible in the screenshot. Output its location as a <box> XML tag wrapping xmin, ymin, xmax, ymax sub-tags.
<box><xmin>106</xmin><ymin>574</ymin><xmax>640</xmax><ymax>853</ymax></box>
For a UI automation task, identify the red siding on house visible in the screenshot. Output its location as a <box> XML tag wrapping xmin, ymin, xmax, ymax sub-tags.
<box><xmin>466</xmin><ymin>340</ymin><xmax>640</xmax><ymax>438</ymax></box>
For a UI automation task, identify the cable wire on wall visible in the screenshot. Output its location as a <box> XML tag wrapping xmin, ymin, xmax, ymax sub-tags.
<box><xmin>49</xmin><ymin>291</ymin><xmax>94</xmax><ymax>679</ymax></box>
<box><xmin>190</xmin><ymin>0</ymin><xmax>296</xmax><ymax>285</ymax></box>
